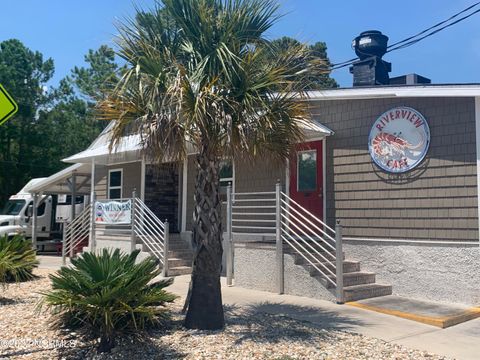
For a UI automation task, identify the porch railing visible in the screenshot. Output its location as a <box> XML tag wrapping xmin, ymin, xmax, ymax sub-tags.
<box><xmin>132</xmin><ymin>196</ymin><xmax>169</xmax><ymax>276</ymax></box>
<box><xmin>225</xmin><ymin>183</ymin><xmax>344</xmax><ymax>303</ymax></box>
<box><xmin>62</xmin><ymin>203</ymin><xmax>92</xmax><ymax>264</ymax></box>
<box><xmin>63</xmin><ymin>193</ymin><xmax>169</xmax><ymax>276</ymax></box>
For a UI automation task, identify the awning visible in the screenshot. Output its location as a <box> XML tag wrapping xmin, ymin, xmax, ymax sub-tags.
<box><xmin>27</xmin><ymin>163</ymin><xmax>91</xmax><ymax>195</ymax></box>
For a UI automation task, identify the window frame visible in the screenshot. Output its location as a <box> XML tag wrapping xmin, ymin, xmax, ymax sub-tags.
<box><xmin>296</xmin><ymin>149</ymin><xmax>317</xmax><ymax>192</ymax></box>
<box><xmin>108</xmin><ymin>168</ymin><xmax>123</xmax><ymax>199</ymax></box>
<box><xmin>219</xmin><ymin>159</ymin><xmax>235</xmax><ymax>196</ymax></box>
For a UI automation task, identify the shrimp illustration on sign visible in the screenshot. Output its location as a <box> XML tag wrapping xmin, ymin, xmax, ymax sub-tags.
<box><xmin>371</xmin><ymin>131</ymin><xmax>425</xmax><ymax>158</ymax></box>
<box><xmin>368</xmin><ymin>106</ymin><xmax>430</xmax><ymax>173</ymax></box>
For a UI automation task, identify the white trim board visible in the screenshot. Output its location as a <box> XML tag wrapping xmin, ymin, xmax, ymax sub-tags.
<box><xmin>476</xmin><ymin>97</ymin><xmax>480</xmax><ymax>242</ymax></box>
<box><xmin>344</xmin><ymin>236</ymin><xmax>479</xmax><ymax>247</ymax></box>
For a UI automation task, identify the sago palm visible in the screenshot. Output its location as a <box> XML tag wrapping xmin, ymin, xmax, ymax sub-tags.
<box><xmin>41</xmin><ymin>249</ymin><xmax>177</xmax><ymax>353</ymax></box>
<box><xmin>98</xmin><ymin>0</ymin><xmax>328</xmax><ymax>330</ymax></box>
<box><xmin>0</xmin><ymin>234</ymin><xmax>39</xmax><ymax>285</ymax></box>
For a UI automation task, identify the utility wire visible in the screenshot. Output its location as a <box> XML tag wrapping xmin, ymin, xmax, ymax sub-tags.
<box><xmin>329</xmin><ymin>2</ymin><xmax>480</xmax><ymax>71</ymax></box>
<box><xmin>386</xmin><ymin>1</ymin><xmax>480</xmax><ymax>49</ymax></box>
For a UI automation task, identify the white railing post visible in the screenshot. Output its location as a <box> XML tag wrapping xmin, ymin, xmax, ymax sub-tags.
<box><xmin>335</xmin><ymin>220</ymin><xmax>344</xmax><ymax>304</ymax></box>
<box><xmin>275</xmin><ymin>182</ymin><xmax>284</xmax><ymax>294</ymax></box>
<box><xmin>89</xmin><ymin>193</ymin><xmax>96</xmax><ymax>253</ymax></box>
<box><xmin>162</xmin><ymin>220</ymin><xmax>169</xmax><ymax>277</ymax></box>
<box><xmin>62</xmin><ymin>223</ymin><xmax>67</xmax><ymax>265</ymax></box>
<box><xmin>226</xmin><ymin>183</ymin><xmax>233</xmax><ymax>286</ymax></box>
<box><xmin>131</xmin><ymin>190</ymin><xmax>137</xmax><ymax>253</ymax></box>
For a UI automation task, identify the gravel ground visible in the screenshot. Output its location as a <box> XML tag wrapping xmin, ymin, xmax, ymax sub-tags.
<box><xmin>0</xmin><ymin>269</ymin><xmax>452</xmax><ymax>360</ymax></box>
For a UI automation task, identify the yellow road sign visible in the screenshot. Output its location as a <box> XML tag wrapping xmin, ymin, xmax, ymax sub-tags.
<box><xmin>0</xmin><ymin>84</ymin><xmax>18</xmax><ymax>126</ymax></box>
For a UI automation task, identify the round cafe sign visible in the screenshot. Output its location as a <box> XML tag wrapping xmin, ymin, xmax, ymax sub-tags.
<box><xmin>368</xmin><ymin>106</ymin><xmax>430</xmax><ymax>173</ymax></box>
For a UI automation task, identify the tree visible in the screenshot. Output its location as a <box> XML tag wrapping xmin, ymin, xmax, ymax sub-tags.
<box><xmin>69</xmin><ymin>45</ymin><xmax>122</xmax><ymax>103</ymax></box>
<box><xmin>269</xmin><ymin>37</ymin><xmax>338</xmax><ymax>89</ymax></box>
<box><xmin>98</xmin><ymin>0</ymin><xmax>325</xmax><ymax>330</ymax></box>
<box><xmin>0</xmin><ymin>39</ymin><xmax>54</xmax><ymax>205</ymax></box>
<box><xmin>0</xmin><ymin>41</ymin><xmax>121</xmax><ymax>207</ymax></box>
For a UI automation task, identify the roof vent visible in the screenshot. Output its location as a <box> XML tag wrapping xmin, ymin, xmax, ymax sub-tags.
<box><xmin>389</xmin><ymin>73</ymin><xmax>431</xmax><ymax>85</ymax></box>
<box><xmin>350</xmin><ymin>30</ymin><xmax>391</xmax><ymax>86</ymax></box>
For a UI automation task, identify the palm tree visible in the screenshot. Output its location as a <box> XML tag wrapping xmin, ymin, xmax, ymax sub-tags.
<box><xmin>98</xmin><ymin>0</ymin><xmax>327</xmax><ymax>330</ymax></box>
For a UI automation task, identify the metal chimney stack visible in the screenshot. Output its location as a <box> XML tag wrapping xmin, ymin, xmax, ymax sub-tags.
<box><xmin>350</xmin><ymin>30</ymin><xmax>391</xmax><ymax>86</ymax></box>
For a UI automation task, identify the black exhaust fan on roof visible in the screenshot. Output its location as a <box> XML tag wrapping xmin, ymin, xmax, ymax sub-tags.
<box><xmin>350</xmin><ymin>30</ymin><xmax>391</xmax><ymax>87</ymax></box>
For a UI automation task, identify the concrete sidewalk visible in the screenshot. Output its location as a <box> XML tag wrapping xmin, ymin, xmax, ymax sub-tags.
<box><xmin>38</xmin><ymin>256</ymin><xmax>479</xmax><ymax>360</ymax></box>
<box><xmin>169</xmin><ymin>275</ymin><xmax>480</xmax><ymax>360</ymax></box>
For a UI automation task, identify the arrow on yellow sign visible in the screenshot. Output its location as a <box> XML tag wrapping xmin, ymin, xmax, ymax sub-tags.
<box><xmin>0</xmin><ymin>84</ymin><xmax>18</xmax><ymax>126</ymax></box>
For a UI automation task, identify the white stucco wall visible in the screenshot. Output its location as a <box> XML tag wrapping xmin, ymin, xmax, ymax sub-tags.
<box><xmin>344</xmin><ymin>242</ymin><xmax>480</xmax><ymax>306</ymax></box>
<box><xmin>234</xmin><ymin>244</ymin><xmax>336</xmax><ymax>302</ymax></box>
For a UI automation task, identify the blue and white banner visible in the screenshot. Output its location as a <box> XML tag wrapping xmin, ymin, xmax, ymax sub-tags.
<box><xmin>95</xmin><ymin>200</ymin><xmax>132</xmax><ymax>224</ymax></box>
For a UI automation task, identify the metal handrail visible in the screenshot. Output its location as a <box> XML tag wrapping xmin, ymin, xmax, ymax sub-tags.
<box><xmin>281</xmin><ymin>192</ymin><xmax>336</xmax><ymax>234</ymax></box>
<box><xmin>132</xmin><ymin>198</ymin><xmax>167</xmax><ymax>268</ymax></box>
<box><xmin>281</xmin><ymin>194</ymin><xmax>336</xmax><ymax>244</ymax></box>
<box><xmin>280</xmin><ymin>216</ymin><xmax>336</xmax><ymax>267</ymax></box>
<box><xmin>281</xmin><ymin>234</ymin><xmax>337</xmax><ymax>287</ymax></box>
<box><xmin>226</xmin><ymin>185</ymin><xmax>344</xmax><ymax>303</ymax></box>
<box><xmin>63</xmin><ymin>204</ymin><xmax>92</xmax><ymax>262</ymax></box>
<box><xmin>280</xmin><ymin>202</ymin><xmax>336</xmax><ymax>252</ymax></box>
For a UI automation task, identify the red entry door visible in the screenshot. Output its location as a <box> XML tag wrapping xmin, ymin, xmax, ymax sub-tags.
<box><xmin>289</xmin><ymin>140</ymin><xmax>324</xmax><ymax>220</ymax></box>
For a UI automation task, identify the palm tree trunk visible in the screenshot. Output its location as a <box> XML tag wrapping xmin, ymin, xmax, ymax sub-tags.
<box><xmin>184</xmin><ymin>146</ymin><xmax>224</xmax><ymax>330</ymax></box>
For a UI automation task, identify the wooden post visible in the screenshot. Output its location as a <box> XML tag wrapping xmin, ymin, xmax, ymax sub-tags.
<box><xmin>162</xmin><ymin>220</ymin><xmax>169</xmax><ymax>277</ymax></box>
<box><xmin>275</xmin><ymin>182</ymin><xmax>284</xmax><ymax>294</ymax></box>
<box><xmin>226</xmin><ymin>183</ymin><xmax>233</xmax><ymax>286</ymax></box>
<box><xmin>335</xmin><ymin>220</ymin><xmax>344</xmax><ymax>304</ymax></box>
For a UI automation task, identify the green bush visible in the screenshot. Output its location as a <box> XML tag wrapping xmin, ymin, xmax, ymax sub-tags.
<box><xmin>0</xmin><ymin>234</ymin><xmax>39</xmax><ymax>285</ymax></box>
<box><xmin>41</xmin><ymin>249</ymin><xmax>177</xmax><ymax>353</ymax></box>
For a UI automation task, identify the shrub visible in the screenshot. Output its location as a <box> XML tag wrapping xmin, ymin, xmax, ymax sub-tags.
<box><xmin>0</xmin><ymin>234</ymin><xmax>39</xmax><ymax>285</ymax></box>
<box><xmin>41</xmin><ymin>249</ymin><xmax>177</xmax><ymax>353</ymax></box>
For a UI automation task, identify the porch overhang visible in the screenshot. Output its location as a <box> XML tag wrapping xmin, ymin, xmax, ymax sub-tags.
<box><xmin>299</xmin><ymin>119</ymin><xmax>334</xmax><ymax>139</ymax></box>
<box><xmin>27</xmin><ymin>163</ymin><xmax>91</xmax><ymax>195</ymax></box>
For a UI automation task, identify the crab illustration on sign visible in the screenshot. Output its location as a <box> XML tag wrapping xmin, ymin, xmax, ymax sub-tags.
<box><xmin>368</xmin><ymin>106</ymin><xmax>430</xmax><ymax>173</ymax></box>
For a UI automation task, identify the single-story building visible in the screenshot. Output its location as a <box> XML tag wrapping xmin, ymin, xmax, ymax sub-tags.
<box><xmin>28</xmin><ymin>81</ymin><xmax>480</xmax><ymax>306</ymax></box>
<box><xmin>28</xmin><ymin>30</ymin><xmax>480</xmax><ymax>305</ymax></box>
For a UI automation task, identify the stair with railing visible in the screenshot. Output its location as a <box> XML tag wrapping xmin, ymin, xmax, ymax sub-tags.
<box><xmin>225</xmin><ymin>184</ymin><xmax>392</xmax><ymax>303</ymax></box>
<box><xmin>62</xmin><ymin>195</ymin><xmax>192</xmax><ymax>277</ymax></box>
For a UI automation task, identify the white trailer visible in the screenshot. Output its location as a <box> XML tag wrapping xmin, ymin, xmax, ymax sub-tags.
<box><xmin>0</xmin><ymin>178</ymin><xmax>87</xmax><ymax>251</ymax></box>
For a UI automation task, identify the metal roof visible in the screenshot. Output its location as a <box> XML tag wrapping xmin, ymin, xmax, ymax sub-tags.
<box><xmin>305</xmin><ymin>84</ymin><xmax>480</xmax><ymax>101</ymax></box>
<box><xmin>27</xmin><ymin>163</ymin><xmax>91</xmax><ymax>195</ymax></box>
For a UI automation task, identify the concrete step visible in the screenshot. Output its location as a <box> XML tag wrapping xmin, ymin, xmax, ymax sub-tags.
<box><xmin>343</xmin><ymin>284</ymin><xmax>393</xmax><ymax>302</ymax></box>
<box><xmin>312</xmin><ymin>271</ymin><xmax>375</xmax><ymax>288</ymax></box>
<box><xmin>96</xmin><ymin>234</ymin><xmax>131</xmax><ymax>242</ymax></box>
<box><xmin>342</xmin><ymin>272</ymin><xmax>376</xmax><ymax>287</ymax></box>
<box><xmin>168</xmin><ymin>266</ymin><xmax>192</xmax><ymax>276</ymax></box>
<box><xmin>296</xmin><ymin>259</ymin><xmax>360</xmax><ymax>273</ymax></box>
<box><xmin>291</xmin><ymin>251</ymin><xmax>345</xmax><ymax>264</ymax></box>
<box><xmin>168</xmin><ymin>257</ymin><xmax>191</xmax><ymax>268</ymax></box>
<box><xmin>168</xmin><ymin>249</ymin><xmax>193</xmax><ymax>259</ymax></box>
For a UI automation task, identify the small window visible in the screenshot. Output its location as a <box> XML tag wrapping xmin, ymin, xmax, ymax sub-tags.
<box><xmin>297</xmin><ymin>150</ymin><xmax>317</xmax><ymax>192</ymax></box>
<box><xmin>219</xmin><ymin>160</ymin><xmax>233</xmax><ymax>188</ymax></box>
<box><xmin>36</xmin><ymin>202</ymin><xmax>46</xmax><ymax>216</ymax></box>
<box><xmin>108</xmin><ymin>169</ymin><xmax>123</xmax><ymax>199</ymax></box>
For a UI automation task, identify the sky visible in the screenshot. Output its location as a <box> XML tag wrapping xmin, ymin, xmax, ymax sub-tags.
<box><xmin>1</xmin><ymin>0</ymin><xmax>479</xmax><ymax>88</ymax></box>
